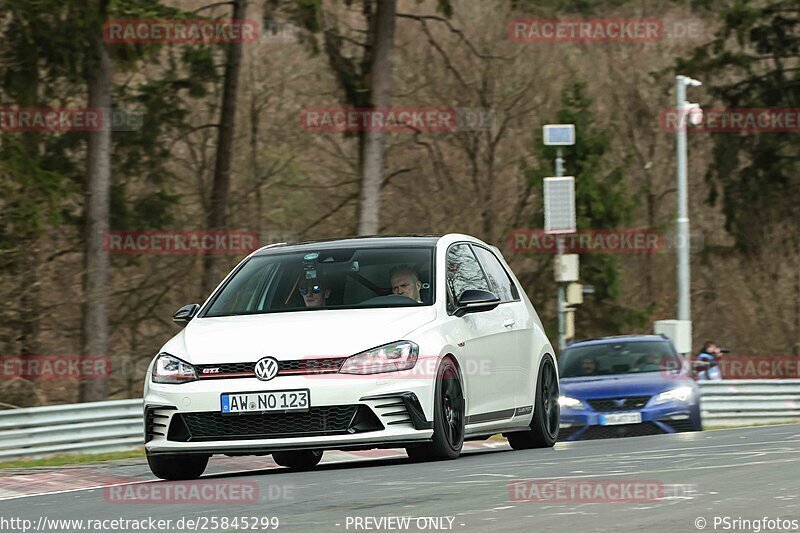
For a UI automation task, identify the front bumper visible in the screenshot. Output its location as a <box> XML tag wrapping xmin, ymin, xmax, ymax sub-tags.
<box><xmin>559</xmin><ymin>401</ymin><xmax>702</xmax><ymax>441</ymax></box>
<box><xmin>144</xmin><ymin>373</ymin><xmax>435</xmax><ymax>454</ymax></box>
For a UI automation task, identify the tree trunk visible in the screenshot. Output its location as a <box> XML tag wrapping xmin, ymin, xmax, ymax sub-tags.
<box><xmin>80</xmin><ymin>25</ymin><xmax>112</xmax><ymax>402</ymax></box>
<box><xmin>645</xmin><ymin>185</ymin><xmax>655</xmax><ymax>300</ymax></box>
<box><xmin>249</xmin><ymin>81</ymin><xmax>263</xmax><ymax>236</ymax></box>
<box><xmin>202</xmin><ymin>0</ymin><xmax>247</xmax><ymax>294</ymax></box>
<box><xmin>357</xmin><ymin>0</ymin><xmax>396</xmax><ymax>236</ymax></box>
<box><xmin>17</xmin><ymin>253</ymin><xmax>40</xmax><ymax>358</ymax></box>
<box><xmin>794</xmin><ymin>236</ymin><xmax>800</xmax><ymax>357</ymax></box>
<box><xmin>19</xmin><ymin>86</ymin><xmax>41</xmax><ymax>359</ymax></box>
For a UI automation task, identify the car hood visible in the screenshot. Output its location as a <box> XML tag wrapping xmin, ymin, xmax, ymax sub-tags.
<box><xmin>559</xmin><ymin>373</ymin><xmax>696</xmax><ymax>399</ymax></box>
<box><xmin>162</xmin><ymin>306</ymin><xmax>437</xmax><ymax>364</ymax></box>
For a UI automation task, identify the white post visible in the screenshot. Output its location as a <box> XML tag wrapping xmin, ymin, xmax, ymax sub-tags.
<box><xmin>675</xmin><ymin>75</ymin><xmax>698</xmax><ymax>323</ymax></box>
<box><xmin>556</xmin><ymin>148</ymin><xmax>566</xmax><ymax>351</ymax></box>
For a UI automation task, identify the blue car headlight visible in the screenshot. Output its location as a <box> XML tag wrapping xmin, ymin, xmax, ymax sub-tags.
<box><xmin>558</xmin><ymin>396</ymin><xmax>586</xmax><ymax>409</ymax></box>
<box><xmin>652</xmin><ymin>386</ymin><xmax>693</xmax><ymax>405</ymax></box>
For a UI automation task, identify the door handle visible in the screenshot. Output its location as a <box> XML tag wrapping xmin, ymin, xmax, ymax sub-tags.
<box><xmin>503</xmin><ymin>319</ymin><xmax>515</xmax><ymax>328</ymax></box>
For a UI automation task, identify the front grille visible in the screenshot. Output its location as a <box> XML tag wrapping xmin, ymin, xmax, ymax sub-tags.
<box><xmin>279</xmin><ymin>358</ymin><xmax>346</xmax><ymax>374</ymax></box>
<box><xmin>168</xmin><ymin>405</ymin><xmax>382</xmax><ymax>442</ymax></box>
<box><xmin>196</xmin><ymin>358</ymin><xmax>347</xmax><ymax>379</ymax></box>
<box><xmin>579</xmin><ymin>422</ymin><xmax>664</xmax><ymax>440</ymax></box>
<box><xmin>197</xmin><ymin>362</ymin><xmax>254</xmax><ymax>377</ymax></box>
<box><xmin>586</xmin><ymin>395</ymin><xmax>651</xmax><ymax>412</ymax></box>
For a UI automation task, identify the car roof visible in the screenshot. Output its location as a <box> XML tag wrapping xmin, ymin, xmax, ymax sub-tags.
<box><xmin>252</xmin><ymin>234</ymin><xmax>443</xmax><ymax>256</ymax></box>
<box><xmin>565</xmin><ymin>334</ymin><xmax>670</xmax><ymax>349</ymax></box>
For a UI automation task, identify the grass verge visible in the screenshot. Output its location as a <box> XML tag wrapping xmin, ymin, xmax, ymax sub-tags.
<box><xmin>0</xmin><ymin>448</ymin><xmax>144</xmax><ymax>470</ymax></box>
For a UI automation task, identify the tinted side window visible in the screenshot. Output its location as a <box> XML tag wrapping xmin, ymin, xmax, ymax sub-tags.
<box><xmin>208</xmin><ymin>260</ymin><xmax>278</xmax><ymax>315</ymax></box>
<box><xmin>473</xmin><ymin>246</ymin><xmax>518</xmax><ymax>302</ymax></box>
<box><xmin>446</xmin><ymin>244</ymin><xmax>490</xmax><ymax>312</ymax></box>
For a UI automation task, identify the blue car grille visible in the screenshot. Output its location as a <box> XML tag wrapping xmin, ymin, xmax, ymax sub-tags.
<box><xmin>558</xmin><ymin>426</ymin><xmax>582</xmax><ymax>441</ymax></box>
<box><xmin>586</xmin><ymin>395</ymin><xmax>651</xmax><ymax>412</ymax></box>
<box><xmin>580</xmin><ymin>422</ymin><xmax>663</xmax><ymax>439</ymax></box>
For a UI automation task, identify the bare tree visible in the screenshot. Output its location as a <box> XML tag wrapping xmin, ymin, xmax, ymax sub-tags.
<box><xmin>202</xmin><ymin>0</ymin><xmax>247</xmax><ymax>294</ymax></box>
<box><xmin>80</xmin><ymin>0</ymin><xmax>113</xmax><ymax>401</ymax></box>
<box><xmin>357</xmin><ymin>0</ymin><xmax>396</xmax><ymax>235</ymax></box>
<box><xmin>269</xmin><ymin>0</ymin><xmax>401</xmax><ymax>235</ymax></box>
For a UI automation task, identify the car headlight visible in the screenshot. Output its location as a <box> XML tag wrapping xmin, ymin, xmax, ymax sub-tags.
<box><xmin>653</xmin><ymin>386</ymin><xmax>693</xmax><ymax>404</ymax></box>
<box><xmin>339</xmin><ymin>341</ymin><xmax>419</xmax><ymax>375</ymax></box>
<box><xmin>558</xmin><ymin>396</ymin><xmax>585</xmax><ymax>409</ymax></box>
<box><xmin>151</xmin><ymin>353</ymin><xmax>198</xmax><ymax>384</ymax></box>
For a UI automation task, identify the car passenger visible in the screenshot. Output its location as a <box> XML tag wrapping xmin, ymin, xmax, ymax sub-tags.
<box><xmin>389</xmin><ymin>265</ymin><xmax>422</xmax><ymax>303</ymax></box>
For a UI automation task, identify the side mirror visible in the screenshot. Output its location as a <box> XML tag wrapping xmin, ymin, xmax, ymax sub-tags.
<box><xmin>454</xmin><ymin>289</ymin><xmax>500</xmax><ymax>317</ymax></box>
<box><xmin>173</xmin><ymin>304</ymin><xmax>200</xmax><ymax>326</ymax></box>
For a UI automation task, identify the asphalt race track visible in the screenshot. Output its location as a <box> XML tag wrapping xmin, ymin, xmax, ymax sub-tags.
<box><xmin>1</xmin><ymin>425</ymin><xmax>799</xmax><ymax>533</ymax></box>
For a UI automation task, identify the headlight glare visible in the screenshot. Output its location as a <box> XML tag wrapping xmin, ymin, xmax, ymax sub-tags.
<box><xmin>653</xmin><ymin>386</ymin><xmax>693</xmax><ymax>404</ymax></box>
<box><xmin>152</xmin><ymin>353</ymin><xmax>197</xmax><ymax>384</ymax></box>
<box><xmin>558</xmin><ymin>396</ymin><xmax>585</xmax><ymax>409</ymax></box>
<box><xmin>340</xmin><ymin>341</ymin><xmax>419</xmax><ymax>375</ymax></box>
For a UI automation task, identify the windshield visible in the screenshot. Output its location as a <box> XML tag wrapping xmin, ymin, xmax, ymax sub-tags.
<box><xmin>559</xmin><ymin>341</ymin><xmax>681</xmax><ymax>378</ymax></box>
<box><xmin>203</xmin><ymin>246</ymin><xmax>434</xmax><ymax>317</ymax></box>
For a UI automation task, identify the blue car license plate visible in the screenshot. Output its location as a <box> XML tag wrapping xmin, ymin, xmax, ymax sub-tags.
<box><xmin>599</xmin><ymin>412</ymin><xmax>642</xmax><ymax>426</ymax></box>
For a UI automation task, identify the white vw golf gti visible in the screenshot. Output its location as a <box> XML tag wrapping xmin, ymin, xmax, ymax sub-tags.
<box><xmin>144</xmin><ymin>234</ymin><xmax>559</xmax><ymax>479</ymax></box>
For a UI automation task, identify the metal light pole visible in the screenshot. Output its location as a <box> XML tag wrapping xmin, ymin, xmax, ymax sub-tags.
<box><xmin>555</xmin><ymin>148</ymin><xmax>566</xmax><ymax>350</ymax></box>
<box><xmin>543</xmin><ymin>124</ymin><xmax>576</xmax><ymax>352</ymax></box>
<box><xmin>675</xmin><ymin>75</ymin><xmax>701</xmax><ymax>323</ymax></box>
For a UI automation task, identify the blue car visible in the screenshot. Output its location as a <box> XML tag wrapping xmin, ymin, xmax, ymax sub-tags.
<box><xmin>558</xmin><ymin>335</ymin><xmax>702</xmax><ymax>441</ymax></box>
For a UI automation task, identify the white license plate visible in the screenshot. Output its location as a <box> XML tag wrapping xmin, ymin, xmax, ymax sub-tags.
<box><xmin>599</xmin><ymin>412</ymin><xmax>642</xmax><ymax>426</ymax></box>
<box><xmin>221</xmin><ymin>390</ymin><xmax>310</xmax><ymax>414</ymax></box>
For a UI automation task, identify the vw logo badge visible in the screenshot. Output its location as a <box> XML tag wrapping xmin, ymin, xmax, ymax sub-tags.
<box><xmin>254</xmin><ymin>357</ymin><xmax>279</xmax><ymax>381</ymax></box>
<box><xmin>613</xmin><ymin>398</ymin><xmax>626</xmax><ymax>407</ymax></box>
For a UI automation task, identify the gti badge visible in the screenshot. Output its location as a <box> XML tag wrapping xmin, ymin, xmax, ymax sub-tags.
<box><xmin>254</xmin><ymin>357</ymin><xmax>279</xmax><ymax>381</ymax></box>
